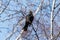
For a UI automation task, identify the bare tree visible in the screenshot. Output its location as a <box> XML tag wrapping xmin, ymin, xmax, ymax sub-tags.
<box><xmin>0</xmin><ymin>0</ymin><xmax>60</xmax><ymax>40</ymax></box>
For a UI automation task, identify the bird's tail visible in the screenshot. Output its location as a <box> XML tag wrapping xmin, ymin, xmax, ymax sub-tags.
<box><xmin>22</xmin><ymin>24</ymin><xmax>28</xmax><ymax>31</ymax></box>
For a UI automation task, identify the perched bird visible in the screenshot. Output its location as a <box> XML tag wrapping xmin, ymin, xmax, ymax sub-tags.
<box><xmin>22</xmin><ymin>11</ymin><xmax>34</xmax><ymax>31</ymax></box>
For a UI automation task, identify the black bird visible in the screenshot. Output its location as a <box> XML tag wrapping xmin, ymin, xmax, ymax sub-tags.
<box><xmin>22</xmin><ymin>11</ymin><xmax>34</xmax><ymax>31</ymax></box>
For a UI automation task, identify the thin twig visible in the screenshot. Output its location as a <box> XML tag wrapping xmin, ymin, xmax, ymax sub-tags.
<box><xmin>0</xmin><ymin>0</ymin><xmax>10</xmax><ymax>15</ymax></box>
<box><xmin>32</xmin><ymin>25</ymin><xmax>39</xmax><ymax>40</ymax></box>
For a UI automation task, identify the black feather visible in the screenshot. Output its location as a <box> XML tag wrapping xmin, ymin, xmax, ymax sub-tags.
<box><xmin>23</xmin><ymin>11</ymin><xmax>34</xmax><ymax>31</ymax></box>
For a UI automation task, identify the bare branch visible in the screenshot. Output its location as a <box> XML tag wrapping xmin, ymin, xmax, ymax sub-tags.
<box><xmin>0</xmin><ymin>0</ymin><xmax>10</xmax><ymax>15</ymax></box>
<box><xmin>50</xmin><ymin>0</ymin><xmax>56</xmax><ymax>39</ymax></box>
